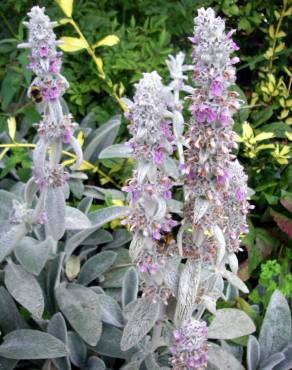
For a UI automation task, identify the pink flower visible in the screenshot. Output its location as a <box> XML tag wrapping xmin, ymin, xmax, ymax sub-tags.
<box><xmin>39</xmin><ymin>46</ymin><xmax>49</xmax><ymax>58</ymax></box>
<box><xmin>210</xmin><ymin>79</ymin><xmax>222</xmax><ymax>96</ymax></box>
<box><xmin>153</xmin><ymin>147</ymin><xmax>164</xmax><ymax>165</ymax></box>
<box><xmin>218</xmin><ymin>108</ymin><xmax>231</xmax><ymax>126</ymax></box>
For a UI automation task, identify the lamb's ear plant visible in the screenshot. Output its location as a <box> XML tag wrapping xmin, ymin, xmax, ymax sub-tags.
<box><xmin>246</xmin><ymin>290</ymin><xmax>292</xmax><ymax>370</ymax></box>
<box><xmin>101</xmin><ymin>7</ymin><xmax>257</xmax><ymax>369</ymax></box>
<box><xmin>0</xmin><ymin>6</ymin><xmax>136</xmax><ymax>370</ymax></box>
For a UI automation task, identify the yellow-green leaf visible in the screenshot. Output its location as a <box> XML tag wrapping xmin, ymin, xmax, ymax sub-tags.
<box><xmin>285</xmin><ymin>131</ymin><xmax>292</xmax><ymax>141</ymax></box>
<box><xmin>92</xmin><ymin>35</ymin><xmax>120</xmax><ymax>49</ymax></box>
<box><xmin>7</xmin><ymin>116</ymin><xmax>16</xmax><ymax>140</ymax></box>
<box><xmin>276</xmin><ymin>31</ymin><xmax>286</xmax><ymax>38</ymax></box>
<box><xmin>242</xmin><ymin>122</ymin><xmax>254</xmax><ymax>139</ymax></box>
<box><xmin>268</xmin><ymin>25</ymin><xmax>275</xmax><ymax>39</ymax></box>
<box><xmin>254</xmin><ymin>132</ymin><xmax>274</xmax><ymax>141</ymax></box>
<box><xmin>77</xmin><ymin>131</ymin><xmax>84</xmax><ymax>147</ymax></box>
<box><xmin>59</xmin><ymin>37</ymin><xmax>87</xmax><ymax>52</ymax></box>
<box><xmin>65</xmin><ymin>256</ymin><xmax>80</xmax><ymax>281</ymax></box>
<box><xmin>58</xmin><ymin>17</ymin><xmax>72</xmax><ymax>25</ymax></box>
<box><xmin>92</xmin><ymin>55</ymin><xmax>105</xmax><ymax>77</ymax></box>
<box><xmin>55</xmin><ymin>0</ymin><xmax>73</xmax><ymax>18</ymax></box>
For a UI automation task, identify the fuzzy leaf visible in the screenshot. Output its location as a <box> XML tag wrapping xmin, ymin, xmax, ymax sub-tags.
<box><xmin>0</xmin><ymin>329</ymin><xmax>68</xmax><ymax>359</ymax></box>
<box><xmin>0</xmin><ymin>357</ymin><xmax>17</xmax><ymax>370</ymax></box>
<box><xmin>98</xmin><ymin>143</ymin><xmax>131</xmax><ymax>159</ymax></box>
<box><xmin>247</xmin><ymin>335</ymin><xmax>260</xmax><ymax>370</ymax></box>
<box><xmin>223</xmin><ymin>270</ymin><xmax>249</xmax><ymax>293</ymax></box>
<box><xmin>193</xmin><ymin>198</ymin><xmax>210</xmax><ymax>223</ymax></box>
<box><xmin>65</xmin><ymin>255</ymin><xmax>80</xmax><ymax>281</ymax></box>
<box><xmin>67</xmin><ymin>332</ymin><xmax>87</xmax><ymax>368</ymax></box>
<box><xmin>45</xmin><ymin>186</ymin><xmax>66</xmax><ymax>240</ymax></box>
<box><xmin>259</xmin><ymin>290</ymin><xmax>291</xmax><ymax>363</ymax></box>
<box><xmin>174</xmin><ymin>259</ymin><xmax>201</xmax><ymax>326</ymax></box>
<box><xmin>65</xmin><ymin>206</ymin><xmax>91</xmax><ymax>230</ymax></box>
<box><xmin>207</xmin><ymin>308</ymin><xmax>256</xmax><ymax>340</ymax></box>
<box><xmin>274</xmin><ymin>344</ymin><xmax>292</xmax><ymax>370</ymax></box>
<box><xmin>0</xmin><ymin>190</ymin><xmax>21</xmax><ymax>221</ymax></box>
<box><xmin>84</xmin><ymin>356</ymin><xmax>106</xmax><ymax>370</ymax></box>
<box><xmin>55</xmin><ymin>283</ymin><xmax>102</xmax><ymax>346</ymax></box>
<box><xmin>104</xmin><ymin>229</ymin><xmax>132</xmax><ymax>249</ymax></box>
<box><xmin>122</xmin><ymin>267</ymin><xmax>138</xmax><ymax>308</ymax></box>
<box><xmin>260</xmin><ymin>353</ymin><xmax>285</xmax><ymax>370</ymax></box>
<box><xmin>0</xmin><ymin>224</ymin><xmax>26</xmax><ymax>262</ymax></box>
<box><xmin>15</xmin><ymin>237</ymin><xmax>53</xmax><ymax>275</ymax></box>
<box><xmin>98</xmin><ymin>293</ymin><xmax>124</xmax><ymax>328</ymax></box>
<box><xmin>121</xmin><ymin>296</ymin><xmax>160</xmax><ymax>351</ymax></box>
<box><xmin>208</xmin><ymin>343</ymin><xmax>245</xmax><ymax>370</ymax></box>
<box><xmin>78</xmin><ymin>251</ymin><xmax>117</xmax><ymax>285</ymax></box>
<box><xmin>5</xmin><ymin>262</ymin><xmax>44</xmax><ymax>318</ymax></box>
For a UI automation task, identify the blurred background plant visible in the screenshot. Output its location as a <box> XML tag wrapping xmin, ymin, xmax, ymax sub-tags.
<box><xmin>0</xmin><ymin>0</ymin><xmax>291</xmax><ymax>353</ymax></box>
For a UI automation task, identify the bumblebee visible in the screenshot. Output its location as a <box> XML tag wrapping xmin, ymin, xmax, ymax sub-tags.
<box><xmin>30</xmin><ymin>85</ymin><xmax>43</xmax><ymax>103</ymax></box>
<box><xmin>157</xmin><ymin>233</ymin><xmax>174</xmax><ymax>253</ymax></box>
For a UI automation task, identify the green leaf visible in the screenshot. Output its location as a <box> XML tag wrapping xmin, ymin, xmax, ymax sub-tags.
<box><xmin>4</xmin><ymin>262</ymin><xmax>44</xmax><ymax>318</ymax></box>
<box><xmin>67</xmin><ymin>331</ymin><xmax>87</xmax><ymax>368</ymax></box>
<box><xmin>55</xmin><ymin>283</ymin><xmax>102</xmax><ymax>346</ymax></box>
<box><xmin>0</xmin><ymin>329</ymin><xmax>68</xmax><ymax>359</ymax></box>
<box><xmin>78</xmin><ymin>251</ymin><xmax>117</xmax><ymax>285</ymax></box>
<box><xmin>98</xmin><ymin>143</ymin><xmax>131</xmax><ymax>159</ymax></box>
<box><xmin>260</xmin><ymin>122</ymin><xmax>292</xmax><ymax>138</ymax></box>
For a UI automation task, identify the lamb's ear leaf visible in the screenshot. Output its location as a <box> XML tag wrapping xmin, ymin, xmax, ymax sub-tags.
<box><xmin>98</xmin><ymin>293</ymin><xmax>124</xmax><ymax>328</ymax></box>
<box><xmin>65</xmin><ymin>206</ymin><xmax>91</xmax><ymax>230</ymax></box>
<box><xmin>99</xmin><ymin>143</ymin><xmax>131</xmax><ymax>159</ymax></box>
<box><xmin>0</xmin><ymin>329</ymin><xmax>68</xmax><ymax>359</ymax></box>
<box><xmin>55</xmin><ymin>283</ymin><xmax>102</xmax><ymax>346</ymax></box>
<box><xmin>207</xmin><ymin>308</ymin><xmax>256</xmax><ymax>340</ymax></box>
<box><xmin>259</xmin><ymin>352</ymin><xmax>285</xmax><ymax>370</ymax></box>
<box><xmin>67</xmin><ymin>331</ymin><xmax>87</xmax><ymax>368</ymax></box>
<box><xmin>47</xmin><ymin>313</ymin><xmax>71</xmax><ymax>370</ymax></box>
<box><xmin>207</xmin><ymin>343</ymin><xmax>245</xmax><ymax>370</ymax></box>
<box><xmin>120</xmin><ymin>296</ymin><xmax>160</xmax><ymax>351</ymax></box>
<box><xmin>0</xmin><ymin>357</ymin><xmax>18</xmax><ymax>370</ymax></box>
<box><xmin>4</xmin><ymin>262</ymin><xmax>44</xmax><ymax>318</ymax></box>
<box><xmin>273</xmin><ymin>344</ymin><xmax>292</xmax><ymax>370</ymax></box>
<box><xmin>84</xmin><ymin>356</ymin><xmax>106</xmax><ymax>370</ymax></box>
<box><xmin>45</xmin><ymin>186</ymin><xmax>66</xmax><ymax>240</ymax></box>
<box><xmin>0</xmin><ymin>224</ymin><xmax>26</xmax><ymax>263</ymax></box>
<box><xmin>259</xmin><ymin>290</ymin><xmax>291</xmax><ymax>363</ymax></box>
<box><xmin>122</xmin><ymin>267</ymin><xmax>138</xmax><ymax>308</ymax></box>
<box><xmin>247</xmin><ymin>335</ymin><xmax>260</xmax><ymax>370</ymax></box>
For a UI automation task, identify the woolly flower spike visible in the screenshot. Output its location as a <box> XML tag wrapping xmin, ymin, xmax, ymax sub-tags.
<box><xmin>18</xmin><ymin>6</ymin><xmax>62</xmax><ymax>76</ymax></box>
<box><xmin>170</xmin><ymin>319</ymin><xmax>208</xmax><ymax>369</ymax></box>
<box><xmin>19</xmin><ymin>6</ymin><xmax>83</xmax><ymax>240</ymax></box>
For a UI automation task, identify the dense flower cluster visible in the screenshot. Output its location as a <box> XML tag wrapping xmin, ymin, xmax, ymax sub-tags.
<box><xmin>170</xmin><ymin>319</ymin><xmax>208</xmax><ymax>369</ymax></box>
<box><xmin>18</xmin><ymin>7</ymin><xmax>83</xmax><ymax>240</ymax></box>
<box><xmin>182</xmin><ymin>7</ymin><xmax>249</xmax><ymax>255</ymax></box>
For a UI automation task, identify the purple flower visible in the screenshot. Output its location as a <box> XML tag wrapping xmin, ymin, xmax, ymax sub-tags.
<box><xmin>153</xmin><ymin>147</ymin><xmax>164</xmax><ymax>165</ymax></box>
<box><xmin>217</xmin><ymin>170</ymin><xmax>229</xmax><ymax>186</ymax></box>
<box><xmin>210</xmin><ymin>79</ymin><xmax>222</xmax><ymax>96</ymax></box>
<box><xmin>39</xmin><ymin>45</ymin><xmax>49</xmax><ymax>58</ymax></box>
<box><xmin>218</xmin><ymin>108</ymin><xmax>231</xmax><ymax>126</ymax></box>
<box><xmin>235</xmin><ymin>187</ymin><xmax>246</xmax><ymax>202</ymax></box>
<box><xmin>63</xmin><ymin>128</ymin><xmax>72</xmax><ymax>144</ymax></box>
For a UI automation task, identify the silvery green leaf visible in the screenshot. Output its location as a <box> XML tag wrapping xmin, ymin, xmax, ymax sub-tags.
<box><xmin>33</xmin><ymin>139</ymin><xmax>48</xmax><ymax>178</ymax></box>
<box><xmin>227</xmin><ymin>253</ymin><xmax>239</xmax><ymax>274</ymax></box>
<box><xmin>123</xmin><ymin>300</ymin><xmax>139</xmax><ymax>320</ymax></box>
<box><xmin>24</xmin><ymin>177</ymin><xmax>37</xmax><ymax>205</ymax></box>
<box><xmin>46</xmin><ymin>253</ymin><xmax>65</xmax><ymax>313</ymax></box>
<box><xmin>0</xmin><ymin>287</ymin><xmax>27</xmax><ymax>334</ymax></box>
<box><xmin>84</xmin><ymin>356</ymin><xmax>106</xmax><ymax>370</ymax></box>
<box><xmin>163</xmin><ymin>156</ymin><xmax>179</xmax><ymax>179</ymax></box>
<box><xmin>67</xmin><ymin>331</ymin><xmax>87</xmax><ymax>368</ymax></box>
<box><xmin>0</xmin><ymin>329</ymin><xmax>68</xmax><ymax>359</ymax></box>
<box><xmin>129</xmin><ymin>232</ymin><xmax>148</xmax><ymax>262</ymax></box>
<box><xmin>55</xmin><ymin>283</ymin><xmax>102</xmax><ymax>346</ymax></box>
<box><xmin>122</xmin><ymin>267</ymin><xmax>138</xmax><ymax>308</ymax></box>
<box><xmin>47</xmin><ymin>313</ymin><xmax>71</xmax><ymax>370</ymax></box>
<box><xmin>225</xmin><ymin>283</ymin><xmax>239</xmax><ymax>301</ymax></box>
<box><xmin>78</xmin><ymin>196</ymin><xmax>93</xmax><ymax>214</ymax></box>
<box><xmin>15</xmin><ymin>237</ymin><xmax>53</xmax><ymax>275</ymax></box>
<box><xmin>162</xmin><ymin>256</ymin><xmax>181</xmax><ymax>295</ymax></box>
<box><xmin>202</xmin><ymin>295</ymin><xmax>217</xmax><ymax>315</ymax></box>
<box><xmin>121</xmin><ymin>361</ymin><xmax>142</xmax><ymax>370</ymax></box>
<box><xmin>167</xmin><ymin>199</ymin><xmax>183</xmax><ymax>214</ymax></box>
<box><xmin>207</xmin><ymin>308</ymin><xmax>256</xmax><ymax>340</ymax></box>
<box><xmin>68</xmin><ymin>178</ymin><xmax>84</xmax><ymax>199</ymax></box>
<box><xmin>83</xmin><ymin>186</ymin><xmax>105</xmax><ymax>200</ymax></box>
<box><xmin>98</xmin><ymin>293</ymin><xmax>124</xmax><ymax>328</ymax></box>
<box><xmin>207</xmin><ymin>343</ymin><xmax>244</xmax><ymax>370</ymax></box>
<box><xmin>69</xmin><ymin>171</ymin><xmax>88</xmax><ymax>180</ymax></box>
<box><xmin>220</xmin><ymin>340</ymin><xmax>243</xmax><ymax>362</ymax></box>
<box><xmin>222</xmin><ymin>270</ymin><xmax>249</xmax><ymax>294</ymax></box>
<box><xmin>259</xmin><ymin>290</ymin><xmax>291</xmax><ymax>363</ymax></box>
<box><xmin>103</xmin><ymin>248</ymin><xmax>132</xmax><ymax>288</ymax></box>
<box><xmin>69</xmin><ymin>136</ymin><xmax>83</xmax><ymax>170</ymax></box>
<box><xmin>65</xmin><ymin>206</ymin><xmax>91</xmax><ymax>230</ymax></box>
<box><xmin>172</xmin><ymin>110</ymin><xmax>184</xmax><ymax>138</ymax></box>
<box><xmin>82</xmin><ymin>229</ymin><xmax>113</xmax><ymax>246</ymax></box>
<box><xmin>247</xmin><ymin>335</ymin><xmax>260</xmax><ymax>370</ymax></box>
<box><xmin>78</xmin><ymin>251</ymin><xmax>117</xmax><ymax>285</ymax></box>
<box><xmin>104</xmin><ymin>229</ymin><xmax>132</xmax><ymax>249</ymax></box>
<box><xmin>193</xmin><ymin>198</ymin><xmax>210</xmax><ymax>224</ymax></box>
<box><xmin>259</xmin><ymin>353</ymin><xmax>285</xmax><ymax>370</ymax></box>
<box><xmin>0</xmin><ymin>223</ymin><xmax>26</xmax><ymax>262</ymax></box>
<box><xmin>65</xmin><ymin>206</ymin><xmax>128</xmax><ymax>258</ymax></box>
<box><xmin>174</xmin><ymin>259</ymin><xmax>201</xmax><ymax>327</ymax></box>
<box><xmin>99</xmin><ymin>143</ymin><xmax>131</xmax><ymax>159</ymax></box>
<box><xmin>274</xmin><ymin>344</ymin><xmax>292</xmax><ymax>370</ymax></box>
<box><xmin>84</xmin><ymin>115</ymin><xmax>121</xmax><ymax>161</ymax></box>
<box><xmin>213</xmin><ymin>225</ymin><xmax>226</xmax><ymax>264</ymax></box>
<box><xmin>45</xmin><ymin>186</ymin><xmax>66</xmax><ymax>240</ymax></box>
<box><xmin>5</xmin><ymin>261</ymin><xmax>44</xmax><ymax>318</ymax></box>
<box><xmin>92</xmin><ymin>324</ymin><xmax>134</xmax><ymax>360</ymax></box>
<box><xmin>0</xmin><ymin>189</ymin><xmax>21</xmax><ymax>221</ymax></box>
<box><xmin>0</xmin><ymin>357</ymin><xmax>17</xmax><ymax>370</ymax></box>
<box><xmin>144</xmin><ymin>353</ymin><xmax>161</xmax><ymax>370</ymax></box>
<box><xmin>121</xmin><ymin>296</ymin><xmax>160</xmax><ymax>351</ymax></box>
<box><xmin>65</xmin><ymin>256</ymin><xmax>80</xmax><ymax>281</ymax></box>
